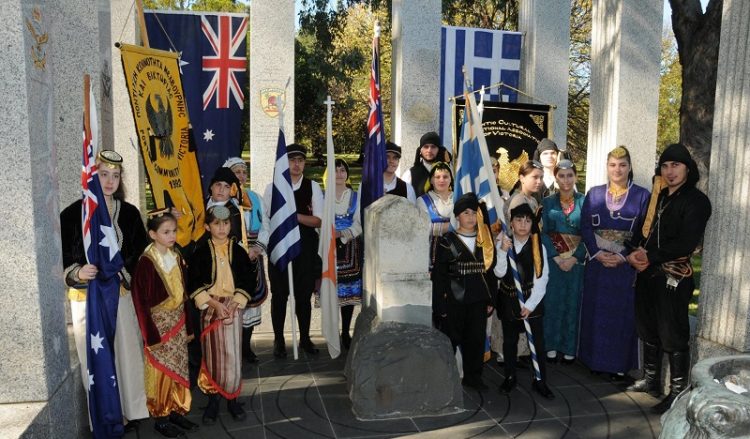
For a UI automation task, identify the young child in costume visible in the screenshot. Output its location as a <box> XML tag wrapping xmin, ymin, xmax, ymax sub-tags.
<box><xmin>132</xmin><ymin>210</ymin><xmax>199</xmax><ymax>438</ymax></box>
<box><xmin>495</xmin><ymin>196</ymin><xmax>554</xmax><ymax>399</ymax></box>
<box><xmin>187</xmin><ymin>205</ymin><xmax>257</xmax><ymax>425</ymax></box>
<box><xmin>432</xmin><ymin>193</ymin><xmax>497</xmax><ymax>390</ymax></box>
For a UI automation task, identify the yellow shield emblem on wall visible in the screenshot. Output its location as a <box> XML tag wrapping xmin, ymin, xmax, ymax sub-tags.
<box><xmin>260</xmin><ymin>87</ymin><xmax>285</xmax><ymax>118</ymax></box>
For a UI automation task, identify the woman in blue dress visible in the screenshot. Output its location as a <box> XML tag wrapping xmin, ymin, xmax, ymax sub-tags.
<box><xmin>330</xmin><ymin>159</ymin><xmax>362</xmax><ymax>350</ymax></box>
<box><xmin>416</xmin><ymin>162</ymin><xmax>454</xmax><ymax>272</ymax></box>
<box><xmin>542</xmin><ymin>160</ymin><xmax>586</xmax><ymax>364</ymax></box>
<box><xmin>579</xmin><ymin>146</ymin><xmax>650</xmax><ymax>377</ymax></box>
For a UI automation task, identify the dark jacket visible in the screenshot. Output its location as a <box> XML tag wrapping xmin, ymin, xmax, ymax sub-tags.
<box><xmin>187</xmin><ymin>238</ymin><xmax>257</xmax><ymax>305</ymax></box>
<box><xmin>432</xmin><ymin>231</ymin><xmax>497</xmax><ymax>317</ymax></box>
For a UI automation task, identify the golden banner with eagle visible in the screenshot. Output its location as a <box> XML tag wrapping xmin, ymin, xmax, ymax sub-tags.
<box><xmin>119</xmin><ymin>43</ymin><xmax>204</xmax><ymax>246</ymax></box>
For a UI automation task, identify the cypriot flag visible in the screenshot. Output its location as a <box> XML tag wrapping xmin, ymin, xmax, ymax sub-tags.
<box><xmin>318</xmin><ymin>95</ymin><xmax>341</xmax><ymax>359</ymax></box>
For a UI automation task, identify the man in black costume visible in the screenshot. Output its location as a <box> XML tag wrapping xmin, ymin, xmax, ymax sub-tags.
<box><xmin>626</xmin><ymin>143</ymin><xmax>712</xmax><ymax>414</ymax></box>
<box><xmin>402</xmin><ymin>131</ymin><xmax>449</xmax><ymax>197</ymax></box>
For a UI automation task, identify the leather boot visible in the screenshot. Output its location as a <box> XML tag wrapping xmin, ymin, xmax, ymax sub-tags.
<box><xmin>202</xmin><ymin>394</ymin><xmax>220</xmax><ymax>425</ymax></box>
<box><xmin>626</xmin><ymin>341</ymin><xmax>662</xmax><ymax>397</ymax></box>
<box><xmin>652</xmin><ymin>350</ymin><xmax>689</xmax><ymax>414</ymax></box>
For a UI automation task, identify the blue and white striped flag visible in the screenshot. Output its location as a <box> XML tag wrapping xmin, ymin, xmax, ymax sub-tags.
<box><xmin>440</xmin><ymin>26</ymin><xmax>522</xmax><ymax>149</ymax></box>
<box><xmin>454</xmin><ymin>87</ymin><xmax>504</xmax><ymax>226</ymax></box>
<box><xmin>267</xmin><ymin>124</ymin><xmax>301</xmax><ymax>270</ymax></box>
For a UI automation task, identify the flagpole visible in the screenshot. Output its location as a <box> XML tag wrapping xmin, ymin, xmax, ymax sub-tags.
<box><xmin>83</xmin><ymin>74</ymin><xmax>91</xmax><ymax>141</ymax></box>
<box><xmin>288</xmin><ymin>262</ymin><xmax>299</xmax><ymax>360</ymax></box>
<box><xmin>135</xmin><ymin>0</ymin><xmax>150</xmax><ymax>48</ymax></box>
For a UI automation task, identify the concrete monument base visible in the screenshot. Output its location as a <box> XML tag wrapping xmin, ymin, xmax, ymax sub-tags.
<box><xmin>344</xmin><ymin>307</ymin><xmax>462</xmax><ymax>420</ymax></box>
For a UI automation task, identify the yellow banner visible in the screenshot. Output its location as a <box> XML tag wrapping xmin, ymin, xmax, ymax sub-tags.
<box><xmin>120</xmin><ymin>43</ymin><xmax>205</xmax><ymax>246</ymax></box>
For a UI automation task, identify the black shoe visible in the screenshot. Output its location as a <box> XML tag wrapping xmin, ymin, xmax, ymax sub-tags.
<box><xmin>273</xmin><ymin>338</ymin><xmax>287</xmax><ymax>359</ymax></box>
<box><xmin>462</xmin><ymin>377</ymin><xmax>489</xmax><ymax>391</ymax></box>
<box><xmin>154</xmin><ymin>420</ymin><xmax>185</xmax><ymax>438</ymax></box>
<box><xmin>532</xmin><ymin>380</ymin><xmax>555</xmax><ymax>399</ymax></box>
<box><xmin>227</xmin><ymin>398</ymin><xmax>247</xmax><ymax>421</ymax></box>
<box><xmin>300</xmin><ymin>339</ymin><xmax>319</xmax><ymax>355</ymax></box>
<box><xmin>609</xmin><ymin>373</ymin><xmax>632</xmax><ymax>384</ymax></box>
<box><xmin>561</xmin><ymin>357</ymin><xmax>575</xmax><ymax>365</ymax></box>
<box><xmin>499</xmin><ymin>375</ymin><xmax>517</xmax><ymax>393</ymax></box>
<box><xmin>202</xmin><ymin>395</ymin><xmax>220</xmax><ymax>425</ymax></box>
<box><xmin>546</xmin><ymin>356</ymin><xmax>559</xmax><ymax>364</ymax></box>
<box><xmin>626</xmin><ymin>341</ymin><xmax>662</xmax><ymax>397</ymax></box>
<box><xmin>169</xmin><ymin>413</ymin><xmax>199</xmax><ymax>432</ymax></box>
<box><xmin>341</xmin><ymin>332</ymin><xmax>352</xmax><ymax>350</ymax></box>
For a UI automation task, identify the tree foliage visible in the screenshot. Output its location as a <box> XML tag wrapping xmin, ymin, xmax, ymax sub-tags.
<box><xmin>657</xmin><ymin>30</ymin><xmax>682</xmax><ymax>153</ymax></box>
<box><xmin>566</xmin><ymin>0</ymin><xmax>591</xmax><ymax>166</ymax></box>
<box><xmin>142</xmin><ymin>0</ymin><xmax>246</xmax><ymax>12</ymax></box>
<box><xmin>442</xmin><ymin>0</ymin><xmax>518</xmax><ymax>29</ymax></box>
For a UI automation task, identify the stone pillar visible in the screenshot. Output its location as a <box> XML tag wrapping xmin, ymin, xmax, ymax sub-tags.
<box><xmin>109</xmin><ymin>0</ymin><xmax>145</xmax><ymax>210</ymax></box>
<box><xmin>50</xmin><ymin>0</ymin><xmax>103</xmax><ymax>208</ymax></box>
<box><xmin>249</xmin><ymin>1</ymin><xmax>295</xmax><ymax>193</ymax></box>
<box><xmin>693</xmin><ymin>0</ymin><xmax>750</xmax><ymax>360</ymax></box>
<box><xmin>585</xmin><ymin>0</ymin><xmax>662</xmax><ymax>190</ymax></box>
<box><xmin>391</xmin><ymin>0</ymin><xmax>442</xmax><ymax>172</ymax></box>
<box><xmin>518</xmin><ymin>0</ymin><xmax>570</xmax><ymax>150</ymax></box>
<box><xmin>0</xmin><ymin>1</ymin><xmax>86</xmax><ymax>437</ymax></box>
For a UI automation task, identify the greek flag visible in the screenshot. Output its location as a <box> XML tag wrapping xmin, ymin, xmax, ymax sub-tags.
<box><xmin>453</xmin><ymin>87</ymin><xmax>504</xmax><ymax>226</ymax></box>
<box><xmin>440</xmin><ymin>26</ymin><xmax>522</xmax><ymax>149</ymax></box>
<box><xmin>268</xmin><ymin>127</ymin><xmax>301</xmax><ymax>270</ymax></box>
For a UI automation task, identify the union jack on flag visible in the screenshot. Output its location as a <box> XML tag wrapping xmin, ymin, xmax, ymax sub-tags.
<box><xmin>359</xmin><ymin>21</ymin><xmax>387</xmax><ymax>223</ymax></box>
<box><xmin>201</xmin><ymin>15</ymin><xmax>248</xmax><ymax>110</ymax></box>
<box><xmin>145</xmin><ymin>11</ymin><xmax>249</xmax><ymax>193</ymax></box>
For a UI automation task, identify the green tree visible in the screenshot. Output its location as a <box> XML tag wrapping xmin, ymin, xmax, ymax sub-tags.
<box><xmin>657</xmin><ymin>31</ymin><xmax>682</xmax><ymax>153</ymax></box>
<box><xmin>442</xmin><ymin>0</ymin><xmax>518</xmax><ymax>29</ymax></box>
<box><xmin>566</xmin><ymin>0</ymin><xmax>591</xmax><ymax>166</ymax></box>
<box><xmin>143</xmin><ymin>0</ymin><xmax>246</xmax><ymax>11</ymax></box>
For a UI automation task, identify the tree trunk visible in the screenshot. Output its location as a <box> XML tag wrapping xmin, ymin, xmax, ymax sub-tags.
<box><xmin>669</xmin><ymin>0</ymin><xmax>723</xmax><ymax>192</ymax></box>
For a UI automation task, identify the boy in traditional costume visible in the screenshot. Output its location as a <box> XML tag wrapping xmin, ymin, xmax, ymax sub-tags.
<box><xmin>132</xmin><ymin>210</ymin><xmax>199</xmax><ymax>438</ymax></box>
<box><xmin>432</xmin><ymin>193</ymin><xmax>497</xmax><ymax>390</ymax></box>
<box><xmin>188</xmin><ymin>205</ymin><xmax>257</xmax><ymax>424</ymax></box>
<box><xmin>494</xmin><ymin>196</ymin><xmax>554</xmax><ymax>399</ymax></box>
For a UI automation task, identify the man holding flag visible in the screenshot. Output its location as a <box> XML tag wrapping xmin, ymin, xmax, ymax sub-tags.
<box><xmin>258</xmin><ymin>105</ymin><xmax>323</xmax><ymax>359</ymax></box>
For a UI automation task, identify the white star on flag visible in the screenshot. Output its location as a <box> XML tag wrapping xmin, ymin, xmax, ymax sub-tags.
<box><xmin>99</xmin><ymin>225</ymin><xmax>120</xmax><ymax>261</ymax></box>
<box><xmin>111</xmin><ymin>375</ymin><xmax>117</xmax><ymax>387</ymax></box>
<box><xmin>90</xmin><ymin>332</ymin><xmax>105</xmax><ymax>355</ymax></box>
<box><xmin>88</xmin><ymin>371</ymin><xmax>94</xmax><ymax>390</ymax></box>
<box><xmin>203</xmin><ymin>129</ymin><xmax>215</xmax><ymax>142</ymax></box>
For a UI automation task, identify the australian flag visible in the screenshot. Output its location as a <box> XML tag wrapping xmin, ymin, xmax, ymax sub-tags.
<box><xmin>440</xmin><ymin>26</ymin><xmax>522</xmax><ymax>150</ymax></box>
<box><xmin>82</xmin><ymin>85</ymin><xmax>125</xmax><ymax>438</ymax></box>
<box><xmin>145</xmin><ymin>11</ymin><xmax>248</xmax><ymax>194</ymax></box>
<box><xmin>360</xmin><ymin>22</ymin><xmax>386</xmax><ymax>224</ymax></box>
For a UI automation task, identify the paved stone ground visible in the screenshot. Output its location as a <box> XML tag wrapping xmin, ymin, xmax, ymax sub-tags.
<box><xmin>128</xmin><ymin>333</ymin><xmax>663</xmax><ymax>439</ymax></box>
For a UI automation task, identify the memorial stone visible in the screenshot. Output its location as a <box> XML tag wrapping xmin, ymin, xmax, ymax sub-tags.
<box><xmin>345</xmin><ymin>195</ymin><xmax>462</xmax><ymax>420</ymax></box>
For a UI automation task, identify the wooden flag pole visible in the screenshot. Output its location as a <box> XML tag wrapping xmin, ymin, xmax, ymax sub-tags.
<box><xmin>135</xmin><ymin>0</ymin><xmax>150</xmax><ymax>48</ymax></box>
<box><xmin>83</xmin><ymin>74</ymin><xmax>91</xmax><ymax>140</ymax></box>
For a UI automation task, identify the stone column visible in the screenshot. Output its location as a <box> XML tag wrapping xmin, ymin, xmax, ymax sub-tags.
<box><xmin>518</xmin><ymin>0</ymin><xmax>570</xmax><ymax>150</ymax></box>
<box><xmin>391</xmin><ymin>0</ymin><xmax>442</xmax><ymax>171</ymax></box>
<box><xmin>249</xmin><ymin>1</ymin><xmax>295</xmax><ymax>193</ymax></box>
<box><xmin>0</xmin><ymin>1</ymin><xmax>86</xmax><ymax>437</ymax></box>
<box><xmin>109</xmin><ymin>0</ymin><xmax>145</xmax><ymax>210</ymax></box>
<box><xmin>693</xmin><ymin>0</ymin><xmax>750</xmax><ymax>360</ymax></box>
<box><xmin>585</xmin><ymin>0</ymin><xmax>662</xmax><ymax>190</ymax></box>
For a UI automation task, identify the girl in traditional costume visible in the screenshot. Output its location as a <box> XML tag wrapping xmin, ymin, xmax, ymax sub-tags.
<box><xmin>188</xmin><ymin>205</ymin><xmax>257</xmax><ymax>425</ymax></box>
<box><xmin>132</xmin><ymin>210</ymin><xmax>199</xmax><ymax>438</ymax></box>
<box><xmin>60</xmin><ymin>150</ymin><xmax>149</xmax><ymax>428</ymax></box>
<box><xmin>328</xmin><ymin>159</ymin><xmax>363</xmax><ymax>349</ymax></box>
<box><xmin>541</xmin><ymin>160</ymin><xmax>586</xmax><ymax>364</ymax></box>
<box><xmin>224</xmin><ymin>157</ymin><xmax>269</xmax><ymax>364</ymax></box>
<box><xmin>579</xmin><ymin>146</ymin><xmax>650</xmax><ymax>378</ymax></box>
<box><xmin>416</xmin><ymin>162</ymin><xmax>455</xmax><ymax>271</ymax></box>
